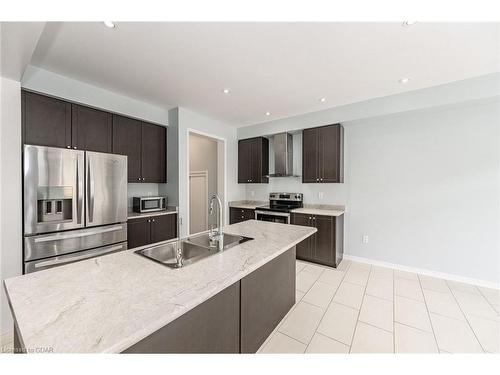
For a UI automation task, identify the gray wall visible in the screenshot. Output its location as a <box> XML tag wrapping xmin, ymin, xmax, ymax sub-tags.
<box><xmin>189</xmin><ymin>133</ymin><xmax>218</xmax><ymax>228</ymax></box>
<box><xmin>246</xmin><ymin>98</ymin><xmax>500</xmax><ymax>284</ymax></box>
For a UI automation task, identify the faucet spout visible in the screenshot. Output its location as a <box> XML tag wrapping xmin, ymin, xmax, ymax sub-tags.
<box><xmin>208</xmin><ymin>193</ymin><xmax>224</xmax><ymax>251</ymax></box>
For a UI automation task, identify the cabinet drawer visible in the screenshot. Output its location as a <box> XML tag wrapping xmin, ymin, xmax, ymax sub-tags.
<box><xmin>229</xmin><ymin>208</ymin><xmax>255</xmax><ymax>224</ymax></box>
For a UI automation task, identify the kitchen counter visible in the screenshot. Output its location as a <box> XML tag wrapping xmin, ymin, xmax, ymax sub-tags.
<box><xmin>228</xmin><ymin>200</ymin><xmax>267</xmax><ymax>210</ymax></box>
<box><xmin>3</xmin><ymin>220</ymin><xmax>316</xmax><ymax>353</ymax></box>
<box><xmin>127</xmin><ymin>207</ymin><xmax>178</xmax><ymax>220</ymax></box>
<box><xmin>291</xmin><ymin>204</ymin><xmax>345</xmax><ymax>217</ymax></box>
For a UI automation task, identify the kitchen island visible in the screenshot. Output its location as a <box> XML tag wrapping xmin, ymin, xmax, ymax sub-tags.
<box><xmin>3</xmin><ymin>220</ymin><xmax>316</xmax><ymax>353</ymax></box>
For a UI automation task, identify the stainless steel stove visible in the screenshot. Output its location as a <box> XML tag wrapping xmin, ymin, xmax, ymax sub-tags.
<box><xmin>255</xmin><ymin>193</ymin><xmax>303</xmax><ymax>224</ymax></box>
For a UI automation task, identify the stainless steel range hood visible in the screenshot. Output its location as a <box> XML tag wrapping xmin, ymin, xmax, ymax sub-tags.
<box><xmin>268</xmin><ymin>133</ymin><xmax>299</xmax><ymax>177</ymax></box>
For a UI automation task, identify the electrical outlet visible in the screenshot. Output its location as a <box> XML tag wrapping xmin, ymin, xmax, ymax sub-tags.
<box><xmin>250</xmin><ymin>190</ymin><xmax>255</xmax><ymax>197</ymax></box>
<box><xmin>318</xmin><ymin>192</ymin><xmax>324</xmax><ymax>200</ymax></box>
<box><xmin>362</xmin><ymin>235</ymin><xmax>369</xmax><ymax>244</ymax></box>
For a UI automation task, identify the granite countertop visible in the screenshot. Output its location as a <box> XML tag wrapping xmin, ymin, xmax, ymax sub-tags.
<box><xmin>3</xmin><ymin>220</ymin><xmax>316</xmax><ymax>353</ymax></box>
<box><xmin>291</xmin><ymin>205</ymin><xmax>345</xmax><ymax>217</ymax></box>
<box><xmin>228</xmin><ymin>200</ymin><xmax>268</xmax><ymax>210</ymax></box>
<box><xmin>127</xmin><ymin>207</ymin><xmax>178</xmax><ymax>220</ymax></box>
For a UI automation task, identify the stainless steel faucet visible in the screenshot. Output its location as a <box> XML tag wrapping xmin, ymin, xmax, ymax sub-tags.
<box><xmin>208</xmin><ymin>193</ymin><xmax>224</xmax><ymax>251</ymax></box>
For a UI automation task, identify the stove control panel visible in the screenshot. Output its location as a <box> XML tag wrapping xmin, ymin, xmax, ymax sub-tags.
<box><xmin>269</xmin><ymin>192</ymin><xmax>303</xmax><ymax>202</ymax></box>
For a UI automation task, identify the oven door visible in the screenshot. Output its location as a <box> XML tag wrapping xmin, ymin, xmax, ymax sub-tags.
<box><xmin>255</xmin><ymin>210</ymin><xmax>290</xmax><ymax>224</ymax></box>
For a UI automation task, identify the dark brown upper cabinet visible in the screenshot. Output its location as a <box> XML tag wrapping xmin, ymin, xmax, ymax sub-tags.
<box><xmin>72</xmin><ymin>104</ymin><xmax>113</xmax><ymax>153</ymax></box>
<box><xmin>238</xmin><ymin>137</ymin><xmax>269</xmax><ymax>183</ymax></box>
<box><xmin>112</xmin><ymin>114</ymin><xmax>167</xmax><ymax>183</ymax></box>
<box><xmin>302</xmin><ymin>124</ymin><xmax>344</xmax><ymax>183</ymax></box>
<box><xmin>141</xmin><ymin>123</ymin><xmax>166</xmax><ymax>183</ymax></box>
<box><xmin>23</xmin><ymin>91</ymin><xmax>72</xmax><ymax>149</ymax></box>
<box><xmin>112</xmin><ymin>115</ymin><xmax>143</xmax><ymax>182</ymax></box>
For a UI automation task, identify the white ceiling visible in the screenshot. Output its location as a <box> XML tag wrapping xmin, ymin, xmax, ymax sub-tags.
<box><xmin>30</xmin><ymin>22</ymin><xmax>500</xmax><ymax>126</ymax></box>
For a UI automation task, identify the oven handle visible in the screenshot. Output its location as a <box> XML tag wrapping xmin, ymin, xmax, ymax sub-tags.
<box><xmin>255</xmin><ymin>210</ymin><xmax>291</xmax><ymax>218</ymax></box>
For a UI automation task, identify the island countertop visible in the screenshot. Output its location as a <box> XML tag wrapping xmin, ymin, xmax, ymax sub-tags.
<box><xmin>3</xmin><ymin>220</ymin><xmax>316</xmax><ymax>353</ymax></box>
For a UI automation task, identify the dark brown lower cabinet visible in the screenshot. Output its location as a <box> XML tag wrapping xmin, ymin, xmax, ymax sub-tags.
<box><xmin>229</xmin><ymin>207</ymin><xmax>255</xmax><ymax>224</ymax></box>
<box><xmin>240</xmin><ymin>247</ymin><xmax>296</xmax><ymax>353</ymax></box>
<box><xmin>292</xmin><ymin>213</ymin><xmax>344</xmax><ymax>268</ymax></box>
<box><xmin>124</xmin><ymin>282</ymin><xmax>241</xmax><ymax>353</ymax></box>
<box><xmin>127</xmin><ymin>214</ymin><xmax>177</xmax><ymax>249</ymax></box>
<box><xmin>123</xmin><ymin>246</ymin><xmax>296</xmax><ymax>353</ymax></box>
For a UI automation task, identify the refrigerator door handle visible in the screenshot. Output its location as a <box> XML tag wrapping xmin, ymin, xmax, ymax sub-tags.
<box><xmin>33</xmin><ymin>243</ymin><xmax>126</xmax><ymax>269</ymax></box>
<box><xmin>87</xmin><ymin>156</ymin><xmax>95</xmax><ymax>223</ymax></box>
<box><xmin>76</xmin><ymin>155</ymin><xmax>83</xmax><ymax>224</ymax></box>
<box><xmin>33</xmin><ymin>225</ymin><xmax>124</xmax><ymax>243</ymax></box>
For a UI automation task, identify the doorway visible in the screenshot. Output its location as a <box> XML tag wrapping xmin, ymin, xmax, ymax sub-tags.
<box><xmin>188</xmin><ymin>131</ymin><xmax>225</xmax><ymax>235</ymax></box>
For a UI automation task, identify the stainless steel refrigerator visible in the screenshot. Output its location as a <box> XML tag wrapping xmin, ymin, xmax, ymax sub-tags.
<box><xmin>23</xmin><ymin>145</ymin><xmax>128</xmax><ymax>273</ymax></box>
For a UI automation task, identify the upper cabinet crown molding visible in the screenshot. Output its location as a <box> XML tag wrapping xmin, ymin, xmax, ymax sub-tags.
<box><xmin>238</xmin><ymin>137</ymin><xmax>269</xmax><ymax>184</ymax></box>
<box><xmin>302</xmin><ymin>123</ymin><xmax>344</xmax><ymax>183</ymax></box>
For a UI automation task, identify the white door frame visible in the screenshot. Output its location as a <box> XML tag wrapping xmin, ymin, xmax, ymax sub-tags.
<box><xmin>189</xmin><ymin>170</ymin><xmax>209</xmax><ymax>234</ymax></box>
<box><xmin>186</xmin><ymin>128</ymin><xmax>227</xmax><ymax>236</ymax></box>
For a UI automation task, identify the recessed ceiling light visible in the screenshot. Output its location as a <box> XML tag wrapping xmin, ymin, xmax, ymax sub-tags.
<box><xmin>265</xmin><ymin>112</ymin><xmax>271</xmax><ymax>116</ymax></box>
<box><xmin>402</xmin><ymin>21</ymin><xmax>417</xmax><ymax>27</ymax></box>
<box><xmin>319</xmin><ymin>97</ymin><xmax>326</xmax><ymax>103</ymax></box>
<box><xmin>222</xmin><ymin>88</ymin><xmax>230</xmax><ymax>94</ymax></box>
<box><xmin>103</xmin><ymin>21</ymin><xmax>116</xmax><ymax>29</ymax></box>
<box><xmin>398</xmin><ymin>77</ymin><xmax>410</xmax><ymax>84</ymax></box>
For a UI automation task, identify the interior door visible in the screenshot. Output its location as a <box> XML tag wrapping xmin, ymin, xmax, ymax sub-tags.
<box><xmin>302</xmin><ymin>128</ymin><xmax>319</xmax><ymax>183</ymax></box>
<box><xmin>189</xmin><ymin>171</ymin><xmax>208</xmax><ymax>234</ymax></box>
<box><xmin>86</xmin><ymin>151</ymin><xmax>127</xmax><ymax>227</ymax></box>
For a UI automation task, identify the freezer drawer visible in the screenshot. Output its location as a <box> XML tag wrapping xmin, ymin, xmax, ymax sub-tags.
<box><xmin>24</xmin><ymin>223</ymin><xmax>127</xmax><ymax>262</ymax></box>
<box><xmin>25</xmin><ymin>241</ymin><xmax>127</xmax><ymax>273</ymax></box>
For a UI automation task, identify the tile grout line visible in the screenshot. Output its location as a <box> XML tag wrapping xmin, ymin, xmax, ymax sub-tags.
<box><xmin>417</xmin><ymin>273</ymin><xmax>440</xmax><ymax>353</ymax></box>
<box><xmin>348</xmin><ymin>264</ymin><xmax>373</xmax><ymax>353</ymax></box>
<box><xmin>445</xmin><ymin>280</ymin><xmax>486</xmax><ymax>353</ymax></box>
<box><xmin>476</xmin><ymin>286</ymin><xmax>500</xmax><ymax>318</ymax></box>
<box><xmin>392</xmin><ymin>267</ymin><xmax>396</xmax><ymax>353</ymax></box>
<box><xmin>305</xmin><ymin>260</ymin><xmax>352</xmax><ymax>352</ymax></box>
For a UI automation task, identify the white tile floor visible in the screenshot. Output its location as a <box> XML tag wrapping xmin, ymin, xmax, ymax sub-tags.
<box><xmin>258</xmin><ymin>259</ymin><xmax>500</xmax><ymax>353</ymax></box>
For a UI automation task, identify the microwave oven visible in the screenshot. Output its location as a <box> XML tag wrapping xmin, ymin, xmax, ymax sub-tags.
<box><xmin>133</xmin><ymin>196</ymin><xmax>167</xmax><ymax>213</ymax></box>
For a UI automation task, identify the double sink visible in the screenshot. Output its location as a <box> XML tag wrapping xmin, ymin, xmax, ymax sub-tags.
<box><xmin>135</xmin><ymin>232</ymin><xmax>253</xmax><ymax>268</ymax></box>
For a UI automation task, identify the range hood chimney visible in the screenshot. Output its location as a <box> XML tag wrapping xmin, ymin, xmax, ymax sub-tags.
<box><xmin>268</xmin><ymin>132</ymin><xmax>297</xmax><ymax>177</ymax></box>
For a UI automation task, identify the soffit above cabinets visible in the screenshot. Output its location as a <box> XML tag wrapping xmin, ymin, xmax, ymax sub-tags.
<box><xmin>29</xmin><ymin>22</ymin><xmax>500</xmax><ymax>126</ymax></box>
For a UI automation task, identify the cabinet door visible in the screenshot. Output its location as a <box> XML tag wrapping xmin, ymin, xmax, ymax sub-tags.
<box><xmin>72</xmin><ymin>104</ymin><xmax>112</xmax><ymax>152</ymax></box>
<box><xmin>243</xmin><ymin>209</ymin><xmax>255</xmax><ymax>221</ymax></box>
<box><xmin>291</xmin><ymin>213</ymin><xmax>312</xmax><ymax>260</ymax></box>
<box><xmin>319</xmin><ymin>124</ymin><xmax>343</xmax><ymax>183</ymax></box>
<box><xmin>240</xmin><ymin>247</ymin><xmax>295</xmax><ymax>353</ymax></box>
<box><xmin>141</xmin><ymin>123</ymin><xmax>166</xmax><ymax>183</ymax></box>
<box><xmin>151</xmin><ymin>214</ymin><xmax>177</xmax><ymax>243</ymax></box>
<box><xmin>302</xmin><ymin>127</ymin><xmax>319</xmax><ymax>183</ymax></box>
<box><xmin>249</xmin><ymin>137</ymin><xmax>269</xmax><ymax>183</ymax></box>
<box><xmin>23</xmin><ymin>91</ymin><xmax>72</xmax><ymax>148</ymax></box>
<box><xmin>113</xmin><ymin>115</ymin><xmax>142</xmax><ymax>182</ymax></box>
<box><xmin>312</xmin><ymin>215</ymin><xmax>335</xmax><ymax>266</ymax></box>
<box><xmin>238</xmin><ymin>139</ymin><xmax>251</xmax><ymax>183</ymax></box>
<box><xmin>127</xmin><ymin>217</ymin><xmax>151</xmax><ymax>249</ymax></box>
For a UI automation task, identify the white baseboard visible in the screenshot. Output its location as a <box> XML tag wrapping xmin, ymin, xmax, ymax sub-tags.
<box><xmin>343</xmin><ymin>254</ymin><xmax>500</xmax><ymax>290</ymax></box>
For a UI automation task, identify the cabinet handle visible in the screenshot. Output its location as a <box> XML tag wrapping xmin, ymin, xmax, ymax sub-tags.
<box><xmin>142</xmin><ymin>178</ymin><xmax>145</xmax><ymax>181</ymax></box>
<box><xmin>73</xmin><ymin>146</ymin><xmax>77</xmax><ymax>150</ymax></box>
<box><xmin>152</xmin><ymin>219</ymin><xmax>155</xmax><ymax>223</ymax></box>
<box><xmin>137</xmin><ymin>177</ymin><xmax>141</xmax><ymax>181</ymax></box>
<box><xmin>316</xmin><ymin>178</ymin><xmax>319</xmax><ymax>181</ymax></box>
<box><xmin>320</xmin><ymin>178</ymin><xmax>323</xmax><ymax>182</ymax></box>
<box><xmin>147</xmin><ymin>219</ymin><xmax>151</xmax><ymax>223</ymax></box>
<box><xmin>66</xmin><ymin>145</ymin><xmax>71</xmax><ymax>149</ymax></box>
<box><xmin>309</xmin><ymin>216</ymin><xmax>312</xmax><ymax>220</ymax></box>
